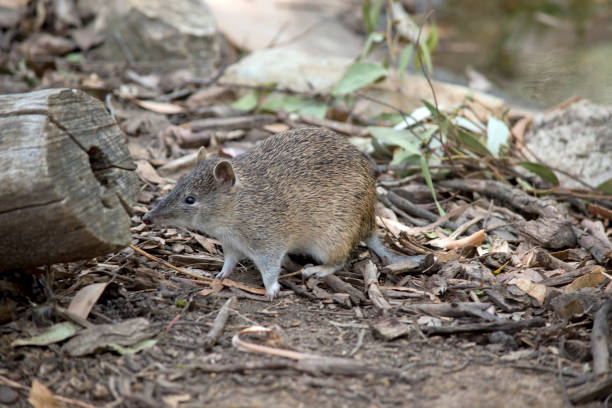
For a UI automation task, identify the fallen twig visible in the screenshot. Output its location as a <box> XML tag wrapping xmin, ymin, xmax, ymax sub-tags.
<box><xmin>202</xmin><ymin>297</ymin><xmax>236</xmax><ymax>350</ymax></box>
<box><xmin>131</xmin><ymin>245</ymin><xmax>266</xmax><ymax>295</ymax></box>
<box><xmin>420</xmin><ymin>317</ymin><xmax>546</xmax><ymax>335</ymax></box>
<box><xmin>322</xmin><ymin>274</ymin><xmax>368</xmax><ymax>305</ymax></box>
<box><xmin>356</xmin><ymin>260</ymin><xmax>391</xmax><ymax>312</ymax></box>
<box><xmin>568</xmin><ymin>373</ymin><xmax>612</xmax><ymax>404</ymax></box>
<box><xmin>592</xmin><ymin>299</ymin><xmax>612</xmax><ymax>376</ymax></box>
<box><xmin>402</xmin><ymin>302</ymin><xmax>497</xmax><ymax>321</ymax></box>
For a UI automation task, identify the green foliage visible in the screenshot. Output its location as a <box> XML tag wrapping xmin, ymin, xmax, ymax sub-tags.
<box><xmin>261</xmin><ymin>95</ymin><xmax>327</xmax><ymax>119</ymax></box>
<box><xmin>332</xmin><ymin>62</ymin><xmax>388</xmax><ymax>96</ymax></box>
<box><xmin>596</xmin><ymin>178</ymin><xmax>612</xmax><ymax>194</ymax></box>
<box><xmin>518</xmin><ymin>162</ymin><xmax>559</xmax><ymax>186</ymax></box>
<box><xmin>231</xmin><ymin>90</ymin><xmax>259</xmax><ymax>111</ymax></box>
<box><xmin>362</xmin><ymin>0</ymin><xmax>384</xmax><ymax>33</ymax></box>
<box><xmin>421</xmin><ymin>155</ymin><xmax>445</xmax><ymax>216</ymax></box>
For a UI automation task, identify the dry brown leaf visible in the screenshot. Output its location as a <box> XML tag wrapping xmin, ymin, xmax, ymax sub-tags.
<box><xmin>376</xmin><ymin>216</ymin><xmax>420</xmax><ymax>237</ymax></box>
<box><xmin>511</xmin><ymin>115</ymin><xmax>532</xmax><ymax>148</ymax></box>
<box><xmin>132</xmin><ymin>99</ymin><xmax>185</xmax><ymax>114</ymax></box>
<box><xmin>135</xmin><ymin>160</ymin><xmax>167</xmax><ymax>185</ymax></box>
<box><xmin>192</xmin><ymin>233</ymin><xmax>219</xmax><ymax>254</ymax></box>
<box><xmin>199</xmin><ymin>279</ymin><xmax>224</xmax><ymax>297</ymax></box>
<box><xmin>565</xmin><ymin>267</ymin><xmax>607</xmax><ymax>292</ymax></box>
<box><xmin>444</xmin><ymin>229</ymin><xmax>486</xmax><ymax>250</ymax></box>
<box><xmin>163</xmin><ymin>394</ymin><xmax>191</xmax><ymax>408</ymax></box>
<box><xmin>263</xmin><ymin>123</ymin><xmax>290</xmax><ymax>133</ymax></box>
<box><xmin>513</xmin><ymin>278</ymin><xmax>547</xmax><ymax>305</ymax></box>
<box><xmin>29</xmin><ymin>380</ymin><xmax>66</xmax><ymax>408</ymax></box>
<box><xmin>67</xmin><ymin>282</ymin><xmax>109</xmax><ymax>319</ymax></box>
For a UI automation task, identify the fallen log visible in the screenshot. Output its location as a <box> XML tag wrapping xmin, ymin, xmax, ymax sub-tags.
<box><xmin>0</xmin><ymin>88</ymin><xmax>138</xmax><ymax>271</ymax></box>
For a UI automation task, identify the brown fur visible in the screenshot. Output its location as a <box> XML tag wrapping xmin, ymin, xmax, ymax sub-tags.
<box><xmin>144</xmin><ymin>127</ymin><xmax>378</xmax><ymax>296</ymax></box>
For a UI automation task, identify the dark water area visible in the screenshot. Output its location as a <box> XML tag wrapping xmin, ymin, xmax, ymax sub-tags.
<box><xmin>429</xmin><ymin>0</ymin><xmax>612</xmax><ymax>108</ymax></box>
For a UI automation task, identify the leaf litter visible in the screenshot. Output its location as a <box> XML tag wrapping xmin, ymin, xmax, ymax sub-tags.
<box><xmin>0</xmin><ymin>1</ymin><xmax>611</xmax><ymax>407</ymax></box>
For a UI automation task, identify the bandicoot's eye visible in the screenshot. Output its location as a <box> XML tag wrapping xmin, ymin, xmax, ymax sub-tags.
<box><xmin>184</xmin><ymin>196</ymin><xmax>196</xmax><ymax>204</ymax></box>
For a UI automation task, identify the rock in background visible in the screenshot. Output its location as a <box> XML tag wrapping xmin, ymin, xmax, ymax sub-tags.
<box><xmin>524</xmin><ymin>100</ymin><xmax>612</xmax><ymax>189</ymax></box>
<box><xmin>85</xmin><ymin>0</ymin><xmax>220</xmax><ymax>76</ymax></box>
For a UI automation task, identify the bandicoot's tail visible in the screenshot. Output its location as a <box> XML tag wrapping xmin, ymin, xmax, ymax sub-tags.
<box><xmin>365</xmin><ymin>235</ymin><xmax>436</xmax><ymax>267</ymax></box>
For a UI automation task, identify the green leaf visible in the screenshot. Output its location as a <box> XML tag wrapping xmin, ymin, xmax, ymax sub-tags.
<box><xmin>332</xmin><ymin>62</ymin><xmax>388</xmax><ymax>96</ymax></box>
<box><xmin>65</xmin><ymin>52</ymin><xmax>83</xmax><ymax>63</ymax></box>
<box><xmin>398</xmin><ymin>45</ymin><xmax>413</xmax><ymax>80</ymax></box>
<box><xmin>361</xmin><ymin>32</ymin><xmax>385</xmax><ymax>59</ymax></box>
<box><xmin>108</xmin><ymin>338</ymin><xmax>158</xmax><ymax>355</ymax></box>
<box><xmin>418</xmin><ymin>44</ymin><xmax>433</xmax><ymax>74</ymax></box>
<box><xmin>486</xmin><ymin>116</ymin><xmax>510</xmax><ymax>157</ymax></box>
<box><xmin>368</xmin><ymin>127</ymin><xmax>420</xmax><ymax>154</ymax></box>
<box><xmin>421</xmin><ymin>100</ymin><xmax>439</xmax><ymax>117</ymax></box>
<box><xmin>261</xmin><ymin>95</ymin><xmax>327</xmax><ymax>119</ymax></box>
<box><xmin>456</xmin><ymin>129</ymin><xmax>491</xmax><ymax>156</ymax></box>
<box><xmin>518</xmin><ymin>162</ymin><xmax>559</xmax><ymax>185</ymax></box>
<box><xmin>390</xmin><ymin>148</ymin><xmax>420</xmax><ymax>165</ymax></box>
<box><xmin>11</xmin><ymin>322</ymin><xmax>80</xmax><ymax>347</ymax></box>
<box><xmin>426</xmin><ymin>24</ymin><xmax>439</xmax><ymax>53</ymax></box>
<box><xmin>421</xmin><ymin>155</ymin><xmax>445</xmax><ymax>216</ymax></box>
<box><xmin>363</xmin><ymin>0</ymin><xmax>384</xmax><ymax>33</ymax></box>
<box><xmin>597</xmin><ymin>178</ymin><xmax>612</xmax><ymax>194</ymax></box>
<box><xmin>298</xmin><ymin>102</ymin><xmax>328</xmax><ymax>119</ymax></box>
<box><xmin>362</xmin><ymin>0</ymin><xmax>373</xmax><ymax>32</ymax></box>
<box><xmin>231</xmin><ymin>90</ymin><xmax>258</xmax><ymax>111</ymax></box>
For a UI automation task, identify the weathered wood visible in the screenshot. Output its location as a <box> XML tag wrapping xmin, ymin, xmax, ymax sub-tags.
<box><xmin>0</xmin><ymin>88</ymin><xmax>138</xmax><ymax>271</ymax></box>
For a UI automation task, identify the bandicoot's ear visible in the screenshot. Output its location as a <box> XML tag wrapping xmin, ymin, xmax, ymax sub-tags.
<box><xmin>196</xmin><ymin>147</ymin><xmax>208</xmax><ymax>165</ymax></box>
<box><xmin>214</xmin><ymin>160</ymin><xmax>236</xmax><ymax>186</ymax></box>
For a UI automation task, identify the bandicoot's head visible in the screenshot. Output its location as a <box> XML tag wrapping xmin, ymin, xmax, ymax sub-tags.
<box><xmin>142</xmin><ymin>148</ymin><xmax>237</xmax><ymax>231</ymax></box>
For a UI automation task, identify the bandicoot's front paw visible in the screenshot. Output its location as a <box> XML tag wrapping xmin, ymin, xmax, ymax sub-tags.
<box><xmin>265</xmin><ymin>281</ymin><xmax>280</xmax><ymax>301</ymax></box>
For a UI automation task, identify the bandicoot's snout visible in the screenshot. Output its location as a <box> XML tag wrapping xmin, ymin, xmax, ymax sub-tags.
<box><xmin>142</xmin><ymin>211</ymin><xmax>153</xmax><ymax>225</ymax></box>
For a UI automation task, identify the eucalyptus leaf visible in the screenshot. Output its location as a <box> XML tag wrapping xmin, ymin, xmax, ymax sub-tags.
<box><xmin>393</xmin><ymin>106</ymin><xmax>431</xmax><ymax>130</ymax></box>
<box><xmin>398</xmin><ymin>45</ymin><xmax>413</xmax><ymax>80</ymax></box>
<box><xmin>108</xmin><ymin>338</ymin><xmax>158</xmax><ymax>355</ymax></box>
<box><xmin>456</xmin><ymin>129</ymin><xmax>491</xmax><ymax>156</ymax></box>
<box><xmin>368</xmin><ymin>127</ymin><xmax>420</xmax><ymax>154</ymax></box>
<box><xmin>426</xmin><ymin>24</ymin><xmax>439</xmax><ymax>53</ymax></box>
<box><xmin>231</xmin><ymin>90</ymin><xmax>258</xmax><ymax>111</ymax></box>
<box><xmin>487</xmin><ymin>116</ymin><xmax>510</xmax><ymax>157</ymax></box>
<box><xmin>297</xmin><ymin>102</ymin><xmax>328</xmax><ymax>119</ymax></box>
<box><xmin>361</xmin><ymin>32</ymin><xmax>385</xmax><ymax>59</ymax></box>
<box><xmin>261</xmin><ymin>95</ymin><xmax>327</xmax><ymax>119</ymax></box>
<box><xmin>332</xmin><ymin>62</ymin><xmax>388</xmax><ymax>96</ymax></box>
<box><xmin>12</xmin><ymin>322</ymin><xmax>80</xmax><ymax>347</ymax></box>
<box><xmin>518</xmin><ymin>162</ymin><xmax>559</xmax><ymax>186</ymax></box>
<box><xmin>421</xmin><ymin>156</ymin><xmax>445</xmax><ymax>216</ymax></box>
<box><xmin>391</xmin><ymin>148</ymin><xmax>420</xmax><ymax>165</ymax></box>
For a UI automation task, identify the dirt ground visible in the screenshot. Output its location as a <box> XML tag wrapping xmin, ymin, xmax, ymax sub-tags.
<box><xmin>1</xmin><ymin>1</ymin><xmax>611</xmax><ymax>407</ymax></box>
<box><xmin>0</xmin><ymin>247</ymin><xmax>587</xmax><ymax>407</ymax></box>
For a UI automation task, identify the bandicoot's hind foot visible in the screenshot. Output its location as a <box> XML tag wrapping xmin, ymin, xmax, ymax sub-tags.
<box><xmin>302</xmin><ymin>264</ymin><xmax>343</xmax><ymax>278</ymax></box>
<box><xmin>366</xmin><ymin>235</ymin><xmax>437</xmax><ymax>266</ymax></box>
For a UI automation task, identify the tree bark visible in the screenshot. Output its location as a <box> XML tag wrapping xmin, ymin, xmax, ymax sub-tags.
<box><xmin>0</xmin><ymin>88</ymin><xmax>138</xmax><ymax>271</ymax></box>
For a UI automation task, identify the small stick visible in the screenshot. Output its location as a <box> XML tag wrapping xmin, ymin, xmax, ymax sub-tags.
<box><xmin>592</xmin><ymin>299</ymin><xmax>612</xmax><ymax>376</ymax></box>
<box><xmin>131</xmin><ymin>244</ymin><xmax>213</xmax><ymax>281</ymax></box>
<box><xmin>53</xmin><ymin>305</ymin><xmax>94</xmax><ymax>329</ymax></box>
<box><xmin>279</xmin><ymin>280</ymin><xmax>317</xmax><ymax>300</ymax></box>
<box><xmin>202</xmin><ymin>297</ymin><xmax>236</xmax><ymax>350</ymax></box>
<box><xmin>356</xmin><ymin>260</ymin><xmax>391</xmax><ymax>311</ymax></box>
<box><xmin>421</xmin><ymin>317</ymin><xmax>546</xmax><ymax>335</ymax></box>
<box><xmin>131</xmin><ymin>245</ymin><xmax>266</xmax><ymax>295</ymax></box>
<box><xmin>348</xmin><ymin>329</ymin><xmax>366</xmax><ymax>357</ymax></box>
